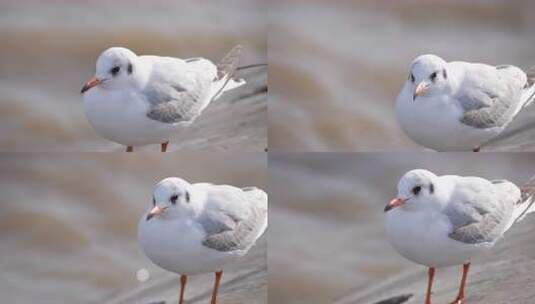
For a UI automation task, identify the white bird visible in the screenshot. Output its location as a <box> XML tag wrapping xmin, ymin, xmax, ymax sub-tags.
<box><xmin>396</xmin><ymin>55</ymin><xmax>535</xmax><ymax>151</ymax></box>
<box><xmin>138</xmin><ymin>177</ymin><xmax>268</xmax><ymax>304</ymax></box>
<box><xmin>384</xmin><ymin>169</ymin><xmax>535</xmax><ymax>304</ymax></box>
<box><xmin>81</xmin><ymin>45</ymin><xmax>245</xmax><ymax>152</ymax></box>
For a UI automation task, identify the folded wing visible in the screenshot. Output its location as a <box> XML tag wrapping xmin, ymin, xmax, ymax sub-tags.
<box><xmin>456</xmin><ymin>63</ymin><xmax>530</xmax><ymax>129</ymax></box>
<box><xmin>445</xmin><ymin>177</ymin><xmax>519</xmax><ymax>244</ymax></box>
<box><xmin>144</xmin><ymin>56</ymin><xmax>217</xmax><ymax>124</ymax></box>
<box><xmin>199</xmin><ymin>185</ymin><xmax>268</xmax><ymax>253</ymax></box>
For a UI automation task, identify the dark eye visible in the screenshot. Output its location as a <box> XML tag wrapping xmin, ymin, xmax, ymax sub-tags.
<box><xmin>430</xmin><ymin>72</ymin><xmax>437</xmax><ymax>81</ymax></box>
<box><xmin>110</xmin><ymin>66</ymin><xmax>120</xmax><ymax>76</ymax></box>
<box><xmin>409</xmin><ymin>73</ymin><xmax>415</xmax><ymax>82</ymax></box>
<box><xmin>412</xmin><ymin>186</ymin><xmax>422</xmax><ymax>195</ymax></box>
<box><xmin>170</xmin><ymin>194</ymin><xmax>178</xmax><ymax>204</ymax></box>
<box><xmin>152</xmin><ymin>197</ymin><xmax>156</xmax><ymax>206</ymax></box>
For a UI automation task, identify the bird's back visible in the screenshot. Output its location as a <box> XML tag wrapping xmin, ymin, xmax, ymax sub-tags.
<box><xmin>141</xmin><ymin>55</ymin><xmax>217</xmax><ymax>91</ymax></box>
<box><xmin>199</xmin><ymin>184</ymin><xmax>267</xmax><ymax>223</ymax></box>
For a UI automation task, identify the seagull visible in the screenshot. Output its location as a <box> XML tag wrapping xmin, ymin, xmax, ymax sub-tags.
<box><xmin>138</xmin><ymin>177</ymin><xmax>268</xmax><ymax>304</ymax></box>
<box><xmin>396</xmin><ymin>54</ymin><xmax>535</xmax><ymax>151</ymax></box>
<box><xmin>384</xmin><ymin>169</ymin><xmax>535</xmax><ymax>304</ymax></box>
<box><xmin>81</xmin><ymin>45</ymin><xmax>246</xmax><ymax>152</ymax></box>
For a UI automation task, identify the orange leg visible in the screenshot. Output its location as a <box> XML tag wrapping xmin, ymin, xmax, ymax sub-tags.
<box><xmin>161</xmin><ymin>141</ymin><xmax>169</xmax><ymax>152</ymax></box>
<box><xmin>211</xmin><ymin>271</ymin><xmax>223</xmax><ymax>304</ymax></box>
<box><xmin>126</xmin><ymin>146</ymin><xmax>133</xmax><ymax>152</ymax></box>
<box><xmin>179</xmin><ymin>274</ymin><xmax>187</xmax><ymax>304</ymax></box>
<box><xmin>450</xmin><ymin>263</ymin><xmax>470</xmax><ymax>304</ymax></box>
<box><xmin>425</xmin><ymin>267</ymin><xmax>435</xmax><ymax>304</ymax></box>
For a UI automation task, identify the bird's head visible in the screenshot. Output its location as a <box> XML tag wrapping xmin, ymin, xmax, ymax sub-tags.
<box><xmin>408</xmin><ymin>54</ymin><xmax>449</xmax><ymax>101</ymax></box>
<box><xmin>385</xmin><ymin>169</ymin><xmax>439</xmax><ymax>213</ymax></box>
<box><xmin>146</xmin><ymin>177</ymin><xmax>193</xmax><ymax>221</ymax></box>
<box><xmin>81</xmin><ymin>47</ymin><xmax>139</xmax><ymax>93</ymax></box>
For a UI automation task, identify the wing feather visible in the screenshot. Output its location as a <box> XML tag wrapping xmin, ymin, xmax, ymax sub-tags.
<box><xmin>456</xmin><ymin>63</ymin><xmax>528</xmax><ymax>129</ymax></box>
<box><xmin>446</xmin><ymin>177</ymin><xmax>518</xmax><ymax>244</ymax></box>
<box><xmin>143</xmin><ymin>57</ymin><xmax>216</xmax><ymax>124</ymax></box>
<box><xmin>199</xmin><ymin>186</ymin><xmax>268</xmax><ymax>253</ymax></box>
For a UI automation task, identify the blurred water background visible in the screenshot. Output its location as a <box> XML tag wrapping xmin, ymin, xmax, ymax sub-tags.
<box><xmin>0</xmin><ymin>0</ymin><xmax>267</xmax><ymax>151</ymax></box>
<box><xmin>269</xmin><ymin>152</ymin><xmax>535</xmax><ymax>303</ymax></box>
<box><xmin>0</xmin><ymin>152</ymin><xmax>267</xmax><ymax>303</ymax></box>
<box><xmin>269</xmin><ymin>0</ymin><xmax>535</xmax><ymax>151</ymax></box>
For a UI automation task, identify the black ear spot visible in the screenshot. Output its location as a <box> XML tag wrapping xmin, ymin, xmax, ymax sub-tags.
<box><xmin>429</xmin><ymin>183</ymin><xmax>435</xmax><ymax>194</ymax></box>
<box><xmin>185</xmin><ymin>191</ymin><xmax>190</xmax><ymax>203</ymax></box>
<box><xmin>170</xmin><ymin>194</ymin><xmax>178</xmax><ymax>205</ymax></box>
<box><xmin>127</xmin><ymin>63</ymin><xmax>133</xmax><ymax>74</ymax></box>
<box><xmin>442</xmin><ymin>69</ymin><xmax>447</xmax><ymax>79</ymax></box>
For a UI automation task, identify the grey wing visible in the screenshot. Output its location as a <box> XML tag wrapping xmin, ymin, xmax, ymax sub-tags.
<box><xmin>201</xmin><ymin>187</ymin><xmax>268</xmax><ymax>252</ymax></box>
<box><xmin>145</xmin><ymin>83</ymin><xmax>203</xmax><ymax>124</ymax></box>
<box><xmin>144</xmin><ymin>57</ymin><xmax>216</xmax><ymax>124</ymax></box>
<box><xmin>446</xmin><ymin>179</ymin><xmax>517</xmax><ymax>244</ymax></box>
<box><xmin>457</xmin><ymin>64</ymin><xmax>527</xmax><ymax>129</ymax></box>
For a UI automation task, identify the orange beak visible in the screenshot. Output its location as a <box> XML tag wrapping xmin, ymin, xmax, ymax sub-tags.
<box><xmin>81</xmin><ymin>77</ymin><xmax>101</xmax><ymax>94</ymax></box>
<box><xmin>146</xmin><ymin>206</ymin><xmax>164</xmax><ymax>221</ymax></box>
<box><xmin>413</xmin><ymin>82</ymin><xmax>428</xmax><ymax>100</ymax></box>
<box><xmin>384</xmin><ymin>197</ymin><xmax>405</xmax><ymax>212</ymax></box>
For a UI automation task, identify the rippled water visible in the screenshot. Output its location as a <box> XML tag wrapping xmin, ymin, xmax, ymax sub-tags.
<box><xmin>269</xmin><ymin>0</ymin><xmax>535</xmax><ymax>151</ymax></box>
<box><xmin>0</xmin><ymin>0</ymin><xmax>267</xmax><ymax>152</ymax></box>
<box><xmin>269</xmin><ymin>152</ymin><xmax>535</xmax><ymax>303</ymax></box>
<box><xmin>0</xmin><ymin>152</ymin><xmax>267</xmax><ymax>303</ymax></box>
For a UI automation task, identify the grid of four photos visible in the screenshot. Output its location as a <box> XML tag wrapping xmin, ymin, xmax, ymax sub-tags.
<box><xmin>1</xmin><ymin>1</ymin><xmax>535</xmax><ymax>304</ymax></box>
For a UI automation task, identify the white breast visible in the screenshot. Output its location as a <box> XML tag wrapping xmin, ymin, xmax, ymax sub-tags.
<box><xmin>385</xmin><ymin>208</ymin><xmax>492</xmax><ymax>268</ymax></box>
<box><xmin>395</xmin><ymin>87</ymin><xmax>501</xmax><ymax>151</ymax></box>
<box><xmin>83</xmin><ymin>88</ymin><xmax>183</xmax><ymax>146</ymax></box>
<box><xmin>138</xmin><ymin>215</ymin><xmax>242</xmax><ymax>275</ymax></box>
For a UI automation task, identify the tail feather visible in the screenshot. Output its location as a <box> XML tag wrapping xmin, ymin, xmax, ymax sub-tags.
<box><xmin>522</xmin><ymin>66</ymin><xmax>535</xmax><ymax>108</ymax></box>
<box><xmin>521</xmin><ymin>85</ymin><xmax>535</xmax><ymax>108</ymax></box>
<box><xmin>216</xmin><ymin>44</ymin><xmax>243</xmax><ymax>81</ymax></box>
<box><xmin>512</xmin><ymin>175</ymin><xmax>535</xmax><ymax>225</ymax></box>
<box><xmin>211</xmin><ymin>45</ymin><xmax>246</xmax><ymax>101</ymax></box>
<box><xmin>526</xmin><ymin>65</ymin><xmax>535</xmax><ymax>86</ymax></box>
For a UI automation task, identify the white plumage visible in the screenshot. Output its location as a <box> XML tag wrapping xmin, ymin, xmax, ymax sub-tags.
<box><xmin>396</xmin><ymin>55</ymin><xmax>535</xmax><ymax>151</ymax></box>
<box><xmin>82</xmin><ymin>46</ymin><xmax>245</xmax><ymax>148</ymax></box>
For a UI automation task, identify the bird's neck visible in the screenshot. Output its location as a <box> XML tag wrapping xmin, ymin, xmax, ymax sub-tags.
<box><xmin>444</xmin><ymin>66</ymin><xmax>462</xmax><ymax>94</ymax></box>
<box><xmin>132</xmin><ymin>59</ymin><xmax>152</xmax><ymax>89</ymax></box>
